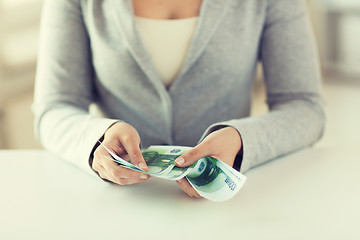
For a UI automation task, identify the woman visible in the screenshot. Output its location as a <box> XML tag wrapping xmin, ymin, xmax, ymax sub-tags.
<box><xmin>33</xmin><ymin>0</ymin><xmax>325</xmax><ymax>198</ymax></box>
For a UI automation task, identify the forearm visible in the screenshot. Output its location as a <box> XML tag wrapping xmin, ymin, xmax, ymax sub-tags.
<box><xmin>202</xmin><ymin>96</ymin><xmax>325</xmax><ymax>173</ymax></box>
<box><xmin>33</xmin><ymin>103</ymin><xmax>118</xmax><ymax>176</ymax></box>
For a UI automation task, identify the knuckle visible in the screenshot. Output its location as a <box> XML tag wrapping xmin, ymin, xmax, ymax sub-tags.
<box><xmin>98</xmin><ymin>172</ymin><xmax>107</xmax><ymax>180</ymax></box>
<box><xmin>92</xmin><ymin>160</ymin><xmax>102</xmax><ymax>172</ymax></box>
<box><xmin>92</xmin><ymin>162</ymin><xmax>99</xmax><ymax>171</ymax></box>
<box><xmin>93</xmin><ymin>149</ymin><xmax>102</xmax><ymax>160</ymax></box>
<box><xmin>94</xmin><ymin>149</ymin><xmax>108</xmax><ymax>163</ymax></box>
<box><xmin>121</xmin><ymin>133</ymin><xmax>134</xmax><ymax>143</ymax></box>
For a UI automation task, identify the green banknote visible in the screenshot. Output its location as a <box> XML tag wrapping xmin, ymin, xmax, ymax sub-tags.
<box><xmin>101</xmin><ymin>144</ymin><xmax>195</xmax><ymax>179</ymax></box>
<box><xmin>186</xmin><ymin>157</ymin><xmax>246</xmax><ymax>202</ymax></box>
<box><xmin>101</xmin><ymin>143</ymin><xmax>246</xmax><ymax>201</ymax></box>
<box><xmin>141</xmin><ymin>146</ymin><xmax>196</xmax><ymax>179</ymax></box>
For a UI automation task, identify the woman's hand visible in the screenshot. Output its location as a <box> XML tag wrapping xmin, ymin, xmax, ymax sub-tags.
<box><xmin>91</xmin><ymin>122</ymin><xmax>150</xmax><ymax>185</ymax></box>
<box><xmin>174</xmin><ymin>127</ymin><xmax>242</xmax><ymax>198</ymax></box>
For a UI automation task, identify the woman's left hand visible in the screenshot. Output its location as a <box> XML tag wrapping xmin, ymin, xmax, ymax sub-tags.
<box><xmin>174</xmin><ymin>127</ymin><xmax>242</xmax><ymax>198</ymax></box>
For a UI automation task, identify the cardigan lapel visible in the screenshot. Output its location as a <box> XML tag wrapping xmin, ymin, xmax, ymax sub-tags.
<box><xmin>110</xmin><ymin>0</ymin><xmax>229</xmax><ymax>92</ymax></box>
<box><xmin>170</xmin><ymin>0</ymin><xmax>230</xmax><ymax>90</ymax></box>
<box><xmin>110</xmin><ymin>0</ymin><xmax>168</xmax><ymax>97</ymax></box>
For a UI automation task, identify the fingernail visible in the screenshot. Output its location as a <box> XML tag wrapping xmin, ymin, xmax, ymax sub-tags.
<box><xmin>175</xmin><ymin>157</ymin><xmax>185</xmax><ymax>166</ymax></box>
<box><xmin>140</xmin><ymin>175</ymin><xmax>148</xmax><ymax>180</ymax></box>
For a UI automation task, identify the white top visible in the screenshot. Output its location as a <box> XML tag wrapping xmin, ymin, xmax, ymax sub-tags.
<box><xmin>134</xmin><ymin>16</ymin><xmax>199</xmax><ymax>87</ymax></box>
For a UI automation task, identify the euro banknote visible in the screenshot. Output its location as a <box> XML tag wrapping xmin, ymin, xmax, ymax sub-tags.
<box><xmin>101</xmin><ymin>143</ymin><xmax>247</xmax><ymax>201</ymax></box>
<box><xmin>186</xmin><ymin>156</ymin><xmax>246</xmax><ymax>202</ymax></box>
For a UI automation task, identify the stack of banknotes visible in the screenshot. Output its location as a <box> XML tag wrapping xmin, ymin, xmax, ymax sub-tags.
<box><xmin>101</xmin><ymin>144</ymin><xmax>247</xmax><ymax>202</ymax></box>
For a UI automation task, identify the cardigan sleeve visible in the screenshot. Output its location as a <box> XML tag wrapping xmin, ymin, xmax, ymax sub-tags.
<box><xmin>200</xmin><ymin>0</ymin><xmax>325</xmax><ymax>173</ymax></box>
<box><xmin>33</xmin><ymin>0</ymin><xmax>118</xmax><ymax>176</ymax></box>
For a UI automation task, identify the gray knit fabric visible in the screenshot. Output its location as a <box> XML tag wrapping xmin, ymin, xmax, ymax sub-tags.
<box><xmin>33</xmin><ymin>0</ymin><xmax>325</xmax><ymax>176</ymax></box>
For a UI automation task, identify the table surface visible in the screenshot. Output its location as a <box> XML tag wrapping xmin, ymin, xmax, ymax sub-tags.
<box><xmin>0</xmin><ymin>147</ymin><xmax>359</xmax><ymax>240</ymax></box>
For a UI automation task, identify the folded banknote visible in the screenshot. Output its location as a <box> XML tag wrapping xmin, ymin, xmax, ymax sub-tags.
<box><xmin>101</xmin><ymin>144</ymin><xmax>247</xmax><ymax>202</ymax></box>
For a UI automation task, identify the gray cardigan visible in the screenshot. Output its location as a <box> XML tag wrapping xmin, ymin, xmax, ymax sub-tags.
<box><xmin>33</xmin><ymin>0</ymin><xmax>325</xmax><ymax>176</ymax></box>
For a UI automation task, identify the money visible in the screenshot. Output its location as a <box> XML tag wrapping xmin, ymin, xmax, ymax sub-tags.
<box><xmin>100</xmin><ymin>143</ymin><xmax>247</xmax><ymax>202</ymax></box>
<box><xmin>186</xmin><ymin>157</ymin><xmax>246</xmax><ymax>202</ymax></box>
<box><xmin>141</xmin><ymin>146</ymin><xmax>196</xmax><ymax>179</ymax></box>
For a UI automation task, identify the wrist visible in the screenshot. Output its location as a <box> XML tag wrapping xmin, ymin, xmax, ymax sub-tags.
<box><xmin>225</xmin><ymin>126</ymin><xmax>242</xmax><ymax>153</ymax></box>
<box><xmin>224</xmin><ymin>126</ymin><xmax>243</xmax><ymax>171</ymax></box>
<box><xmin>89</xmin><ymin>135</ymin><xmax>104</xmax><ymax>168</ymax></box>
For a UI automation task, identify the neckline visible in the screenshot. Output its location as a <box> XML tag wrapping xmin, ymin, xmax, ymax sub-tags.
<box><xmin>134</xmin><ymin>16</ymin><xmax>199</xmax><ymax>22</ymax></box>
<box><xmin>112</xmin><ymin>0</ymin><xmax>229</xmax><ymax>94</ymax></box>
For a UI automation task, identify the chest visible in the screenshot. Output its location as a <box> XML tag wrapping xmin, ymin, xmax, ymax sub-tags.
<box><xmin>132</xmin><ymin>0</ymin><xmax>203</xmax><ymax>19</ymax></box>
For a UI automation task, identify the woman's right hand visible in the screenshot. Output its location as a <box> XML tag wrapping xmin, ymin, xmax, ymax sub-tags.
<box><xmin>91</xmin><ymin>122</ymin><xmax>150</xmax><ymax>185</ymax></box>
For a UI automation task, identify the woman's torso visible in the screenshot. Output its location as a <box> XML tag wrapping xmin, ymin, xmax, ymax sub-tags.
<box><xmin>83</xmin><ymin>0</ymin><xmax>266</xmax><ymax>146</ymax></box>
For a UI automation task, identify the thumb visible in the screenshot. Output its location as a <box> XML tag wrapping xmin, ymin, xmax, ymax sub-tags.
<box><xmin>121</xmin><ymin>140</ymin><xmax>148</xmax><ymax>171</ymax></box>
<box><xmin>174</xmin><ymin>144</ymin><xmax>210</xmax><ymax>167</ymax></box>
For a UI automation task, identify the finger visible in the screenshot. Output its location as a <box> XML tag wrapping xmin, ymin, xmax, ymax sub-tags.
<box><xmin>176</xmin><ymin>178</ymin><xmax>202</xmax><ymax>199</ymax></box>
<box><xmin>101</xmin><ymin>170</ymin><xmax>149</xmax><ymax>186</ymax></box>
<box><xmin>95</xmin><ymin>161</ymin><xmax>149</xmax><ymax>185</ymax></box>
<box><xmin>95</xmin><ymin>150</ymin><xmax>149</xmax><ymax>180</ymax></box>
<box><xmin>120</xmin><ymin>137</ymin><xmax>148</xmax><ymax>171</ymax></box>
<box><xmin>174</xmin><ymin>143</ymin><xmax>211</xmax><ymax>168</ymax></box>
<box><xmin>104</xmin><ymin>159</ymin><xmax>149</xmax><ymax>180</ymax></box>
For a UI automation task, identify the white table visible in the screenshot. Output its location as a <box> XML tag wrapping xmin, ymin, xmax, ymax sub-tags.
<box><xmin>0</xmin><ymin>148</ymin><xmax>359</xmax><ymax>240</ymax></box>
